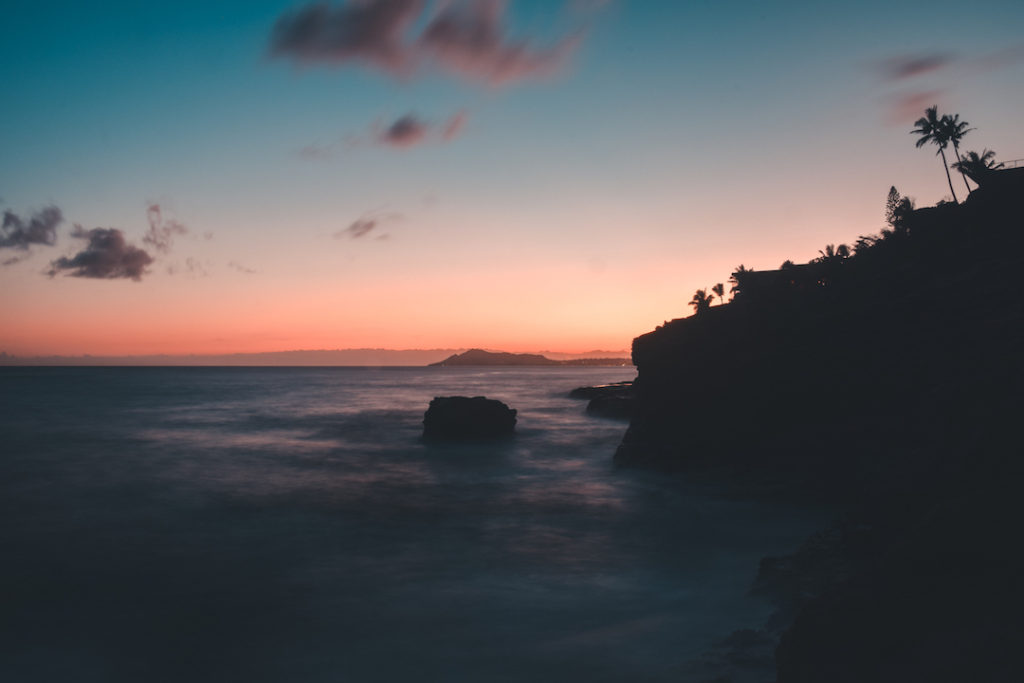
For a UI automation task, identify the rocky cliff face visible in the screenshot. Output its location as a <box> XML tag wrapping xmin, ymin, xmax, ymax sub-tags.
<box><xmin>617</xmin><ymin>182</ymin><xmax>1022</xmax><ymax>489</ymax></box>
<box><xmin>616</xmin><ymin>179</ymin><xmax>1024</xmax><ymax>680</ymax></box>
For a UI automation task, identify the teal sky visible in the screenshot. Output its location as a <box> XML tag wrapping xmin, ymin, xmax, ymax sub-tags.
<box><xmin>2</xmin><ymin>0</ymin><xmax>1023</xmax><ymax>356</ymax></box>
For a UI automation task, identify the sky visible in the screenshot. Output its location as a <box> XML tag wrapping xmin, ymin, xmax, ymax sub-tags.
<box><xmin>2</xmin><ymin>0</ymin><xmax>1023</xmax><ymax>357</ymax></box>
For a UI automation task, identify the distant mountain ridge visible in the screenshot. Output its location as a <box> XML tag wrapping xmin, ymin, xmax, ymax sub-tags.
<box><xmin>0</xmin><ymin>347</ymin><xmax>632</xmax><ymax>367</ymax></box>
<box><xmin>429</xmin><ymin>349</ymin><xmax>631</xmax><ymax>367</ymax></box>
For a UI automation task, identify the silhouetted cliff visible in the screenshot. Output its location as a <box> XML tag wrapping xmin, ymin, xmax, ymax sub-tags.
<box><xmin>618</xmin><ymin>180</ymin><xmax>1022</xmax><ymax>485</ymax></box>
<box><xmin>616</xmin><ymin>177</ymin><xmax>1024</xmax><ymax>680</ymax></box>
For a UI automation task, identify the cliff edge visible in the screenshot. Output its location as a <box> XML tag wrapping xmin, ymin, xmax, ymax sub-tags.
<box><xmin>617</xmin><ymin>178</ymin><xmax>1024</xmax><ymax>681</ymax></box>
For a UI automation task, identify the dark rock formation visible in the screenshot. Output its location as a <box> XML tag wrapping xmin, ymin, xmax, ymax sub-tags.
<box><xmin>567</xmin><ymin>381</ymin><xmax>633</xmax><ymax>399</ymax></box>
<box><xmin>569</xmin><ymin>381</ymin><xmax>635</xmax><ymax>419</ymax></box>
<box><xmin>422</xmin><ymin>396</ymin><xmax>517</xmax><ymax>440</ymax></box>
<box><xmin>614</xmin><ymin>176</ymin><xmax>1024</xmax><ymax>679</ymax></box>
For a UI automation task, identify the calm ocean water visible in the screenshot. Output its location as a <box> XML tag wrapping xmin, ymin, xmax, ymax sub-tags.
<box><xmin>1</xmin><ymin>367</ymin><xmax>824</xmax><ymax>682</ymax></box>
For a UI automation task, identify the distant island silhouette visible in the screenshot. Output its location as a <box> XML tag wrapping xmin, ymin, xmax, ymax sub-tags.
<box><xmin>429</xmin><ymin>348</ymin><xmax>631</xmax><ymax>367</ymax></box>
<box><xmin>611</xmin><ymin>113</ymin><xmax>1023</xmax><ymax>682</ymax></box>
<box><xmin>0</xmin><ymin>347</ymin><xmax>631</xmax><ymax>367</ymax></box>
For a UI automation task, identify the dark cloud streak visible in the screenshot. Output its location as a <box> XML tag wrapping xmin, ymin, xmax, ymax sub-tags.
<box><xmin>878</xmin><ymin>53</ymin><xmax>953</xmax><ymax>81</ymax></box>
<box><xmin>338</xmin><ymin>218</ymin><xmax>379</xmax><ymax>239</ymax></box>
<box><xmin>335</xmin><ymin>210</ymin><xmax>403</xmax><ymax>240</ymax></box>
<box><xmin>379</xmin><ymin>114</ymin><xmax>429</xmax><ymax>147</ymax></box>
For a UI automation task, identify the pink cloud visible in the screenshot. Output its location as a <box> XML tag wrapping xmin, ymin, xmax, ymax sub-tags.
<box><xmin>885</xmin><ymin>89</ymin><xmax>946</xmax><ymax>125</ymax></box>
<box><xmin>270</xmin><ymin>0</ymin><xmax>580</xmax><ymax>86</ymax></box>
<box><xmin>441</xmin><ymin>110</ymin><xmax>468</xmax><ymax>141</ymax></box>
<box><xmin>418</xmin><ymin>0</ymin><xmax>580</xmax><ymax>85</ymax></box>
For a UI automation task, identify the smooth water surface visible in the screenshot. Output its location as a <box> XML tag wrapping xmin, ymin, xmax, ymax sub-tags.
<box><xmin>1</xmin><ymin>367</ymin><xmax>824</xmax><ymax>682</ymax></box>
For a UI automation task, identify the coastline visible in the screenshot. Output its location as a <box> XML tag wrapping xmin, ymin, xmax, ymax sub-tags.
<box><xmin>605</xmin><ymin>178</ymin><xmax>1024</xmax><ymax>679</ymax></box>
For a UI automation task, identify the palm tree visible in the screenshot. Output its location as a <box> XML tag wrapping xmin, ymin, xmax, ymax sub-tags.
<box><xmin>817</xmin><ymin>244</ymin><xmax>843</xmax><ymax>262</ymax></box>
<box><xmin>689</xmin><ymin>289</ymin><xmax>714</xmax><ymax>315</ymax></box>
<box><xmin>729</xmin><ymin>265</ymin><xmax>750</xmax><ymax>298</ymax></box>
<box><xmin>711</xmin><ymin>282</ymin><xmax>725</xmax><ymax>305</ymax></box>
<box><xmin>941</xmin><ymin>113</ymin><xmax>974</xmax><ymax>196</ymax></box>
<box><xmin>911</xmin><ymin>106</ymin><xmax>958</xmax><ymax>203</ymax></box>
<box><xmin>951</xmin><ymin>149</ymin><xmax>1003</xmax><ymax>185</ymax></box>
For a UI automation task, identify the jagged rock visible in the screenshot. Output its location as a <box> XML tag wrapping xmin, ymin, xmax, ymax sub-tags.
<box><xmin>422</xmin><ymin>396</ymin><xmax>517</xmax><ymax>440</ymax></box>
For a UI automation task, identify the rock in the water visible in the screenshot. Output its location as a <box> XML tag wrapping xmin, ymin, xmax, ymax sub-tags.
<box><xmin>569</xmin><ymin>382</ymin><xmax>634</xmax><ymax>419</ymax></box>
<box><xmin>423</xmin><ymin>396</ymin><xmax>517</xmax><ymax>440</ymax></box>
<box><xmin>567</xmin><ymin>381</ymin><xmax>633</xmax><ymax>399</ymax></box>
<box><xmin>586</xmin><ymin>395</ymin><xmax>633</xmax><ymax>419</ymax></box>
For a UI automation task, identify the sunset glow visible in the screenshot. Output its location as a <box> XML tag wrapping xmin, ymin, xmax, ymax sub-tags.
<box><xmin>2</xmin><ymin>0</ymin><xmax>1022</xmax><ymax>359</ymax></box>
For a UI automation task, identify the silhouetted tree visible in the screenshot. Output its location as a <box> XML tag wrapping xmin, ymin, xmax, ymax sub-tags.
<box><xmin>942</xmin><ymin>113</ymin><xmax>974</xmax><ymax>196</ymax></box>
<box><xmin>729</xmin><ymin>265</ymin><xmax>750</xmax><ymax>299</ymax></box>
<box><xmin>952</xmin><ymin>149</ymin><xmax>1003</xmax><ymax>185</ymax></box>
<box><xmin>689</xmin><ymin>289</ymin><xmax>714</xmax><ymax>315</ymax></box>
<box><xmin>855</xmin><ymin>234</ymin><xmax>880</xmax><ymax>254</ymax></box>
<box><xmin>817</xmin><ymin>244</ymin><xmax>849</xmax><ymax>263</ymax></box>
<box><xmin>885</xmin><ymin>186</ymin><xmax>915</xmax><ymax>234</ymax></box>
<box><xmin>911</xmin><ymin>106</ymin><xmax>958</xmax><ymax>203</ymax></box>
<box><xmin>885</xmin><ymin>186</ymin><xmax>902</xmax><ymax>226</ymax></box>
<box><xmin>712</xmin><ymin>282</ymin><xmax>725</xmax><ymax>305</ymax></box>
<box><xmin>780</xmin><ymin>259</ymin><xmax>796</xmax><ymax>270</ymax></box>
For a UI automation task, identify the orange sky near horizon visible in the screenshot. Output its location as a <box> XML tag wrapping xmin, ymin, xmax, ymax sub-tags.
<box><xmin>1</xmin><ymin>216</ymin><xmax>862</xmax><ymax>358</ymax></box>
<box><xmin>4</xmin><ymin>2</ymin><xmax>1022</xmax><ymax>359</ymax></box>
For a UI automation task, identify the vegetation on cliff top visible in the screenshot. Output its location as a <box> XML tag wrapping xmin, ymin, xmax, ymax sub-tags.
<box><xmin>619</xmin><ymin>108</ymin><xmax>1023</xmax><ymax>682</ymax></box>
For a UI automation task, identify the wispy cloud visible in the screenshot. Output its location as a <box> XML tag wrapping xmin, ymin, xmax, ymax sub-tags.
<box><xmin>441</xmin><ymin>109</ymin><xmax>468</xmax><ymax>140</ymax></box>
<box><xmin>270</xmin><ymin>0</ymin><xmax>422</xmax><ymax>75</ymax></box>
<box><xmin>228</xmin><ymin>261</ymin><xmax>258</xmax><ymax>274</ymax></box>
<box><xmin>973</xmin><ymin>43</ymin><xmax>1024</xmax><ymax>71</ymax></box>
<box><xmin>379</xmin><ymin>113</ymin><xmax>429</xmax><ymax>147</ymax></box>
<box><xmin>301</xmin><ymin>110</ymin><xmax>469</xmax><ymax>157</ymax></box>
<box><xmin>340</xmin><ymin>217</ymin><xmax>379</xmax><ymax>239</ymax></box>
<box><xmin>48</xmin><ymin>226</ymin><xmax>153</xmax><ymax>281</ymax></box>
<box><xmin>376</xmin><ymin>111</ymin><xmax>467</xmax><ymax>148</ymax></box>
<box><xmin>143</xmin><ymin>203</ymin><xmax>188</xmax><ymax>254</ymax></box>
<box><xmin>334</xmin><ymin>210</ymin><xmax>403</xmax><ymax>240</ymax></box>
<box><xmin>270</xmin><ymin>0</ymin><xmax>581</xmax><ymax>86</ymax></box>
<box><xmin>886</xmin><ymin>89</ymin><xmax>946</xmax><ymax>125</ymax></box>
<box><xmin>166</xmin><ymin>257</ymin><xmax>208</xmax><ymax>277</ymax></box>
<box><xmin>873</xmin><ymin>44</ymin><xmax>1024</xmax><ymax>123</ymax></box>
<box><xmin>1</xmin><ymin>206</ymin><xmax>62</xmax><ymax>253</ymax></box>
<box><xmin>878</xmin><ymin>53</ymin><xmax>953</xmax><ymax>81</ymax></box>
<box><xmin>419</xmin><ymin>0</ymin><xmax>580</xmax><ymax>85</ymax></box>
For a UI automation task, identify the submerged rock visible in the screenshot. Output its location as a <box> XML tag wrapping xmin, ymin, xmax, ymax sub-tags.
<box><xmin>422</xmin><ymin>396</ymin><xmax>517</xmax><ymax>440</ymax></box>
<box><xmin>568</xmin><ymin>381</ymin><xmax>635</xmax><ymax>419</ymax></box>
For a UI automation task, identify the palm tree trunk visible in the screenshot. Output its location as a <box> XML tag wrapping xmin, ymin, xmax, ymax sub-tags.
<box><xmin>939</xmin><ymin>148</ymin><xmax>958</xmax><ymax>203</ymax></box>
<box><xmin>952</xmin><ymin>143</ymin><xmax>973</xmax><ymax>196</ymax></box>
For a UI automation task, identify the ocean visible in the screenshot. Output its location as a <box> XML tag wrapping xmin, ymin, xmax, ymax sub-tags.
<box><xmin>1</xmin><ymin>367</ymin><xmax>825</xmax><ymax>682</ymax></box>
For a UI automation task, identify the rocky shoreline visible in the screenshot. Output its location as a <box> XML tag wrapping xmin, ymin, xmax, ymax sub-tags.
<box><xmin>602</xmin><ymin>179</ymin><xmax>1024</xmax><ymax>680</ymax></box>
